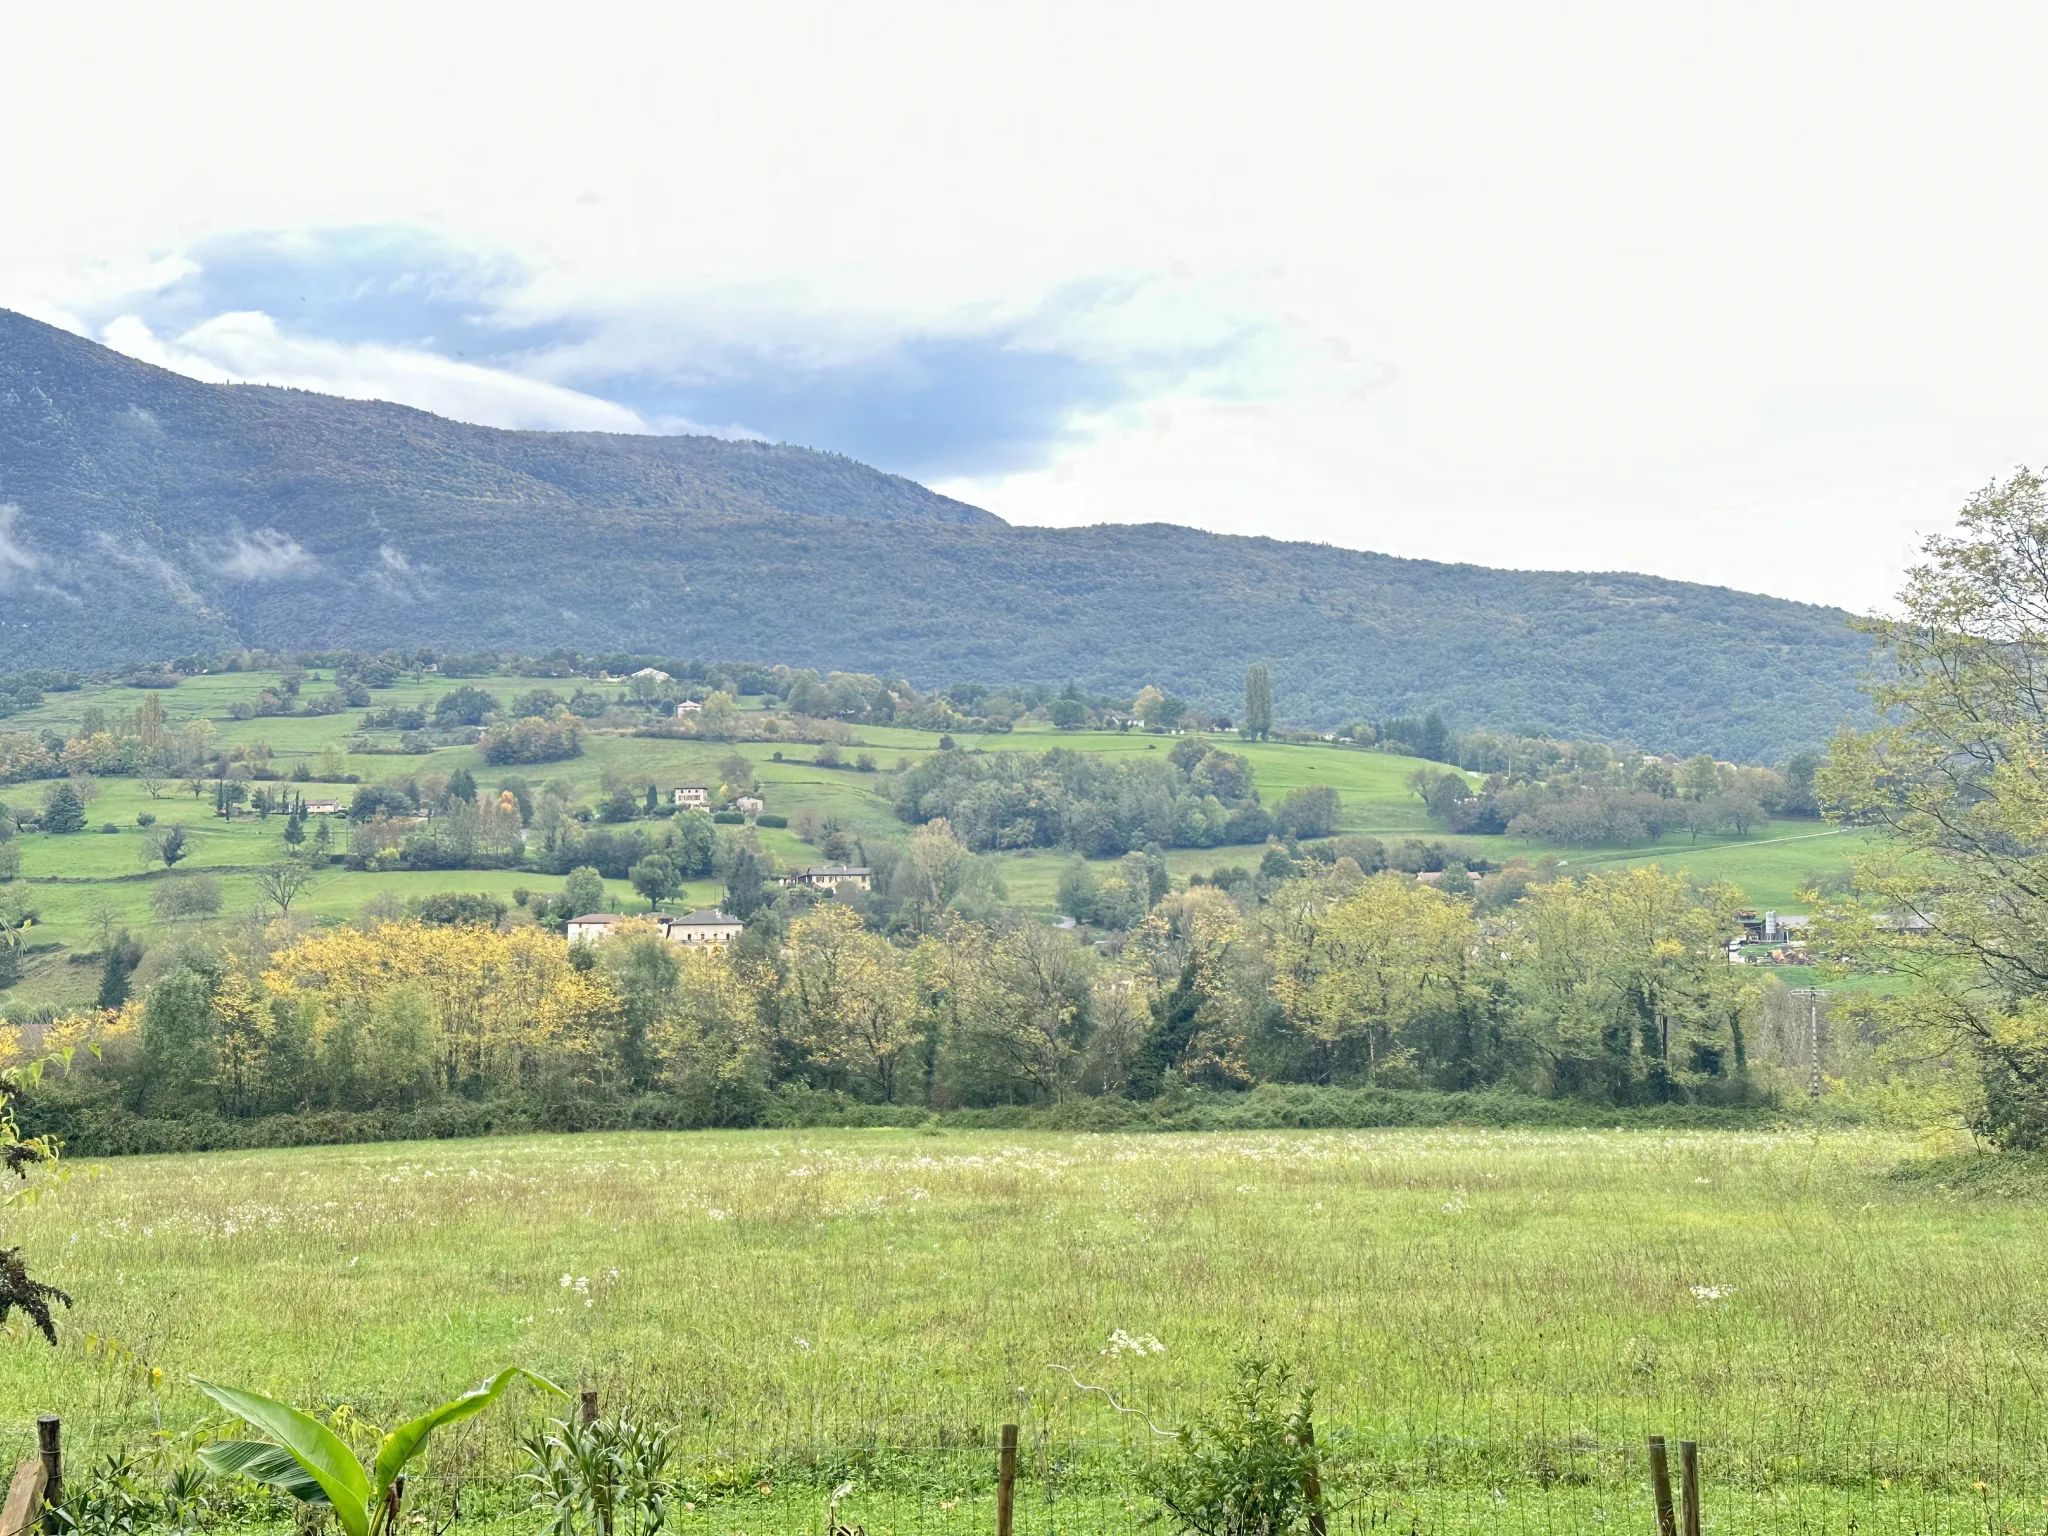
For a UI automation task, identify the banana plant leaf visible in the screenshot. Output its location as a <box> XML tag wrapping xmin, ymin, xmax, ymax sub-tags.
<box><xmin>192</xmin><ymin>1379</ymin><xmax>373</xmax><ymax>1536</ymax></box>
<box><xmin>196</xmin><ymin>1440</ymin><xmax>332</xmax><ymax>1504</ymax></box>
<box><xmin>373</xmin><ymin>1366</ymin><xmax>566</xmax><ymax>1497</ymax></box>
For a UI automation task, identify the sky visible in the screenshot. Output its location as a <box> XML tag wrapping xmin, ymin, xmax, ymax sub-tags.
<box><xmin>5</xmin><ymin>3</ymin><xmax>2047</xmax><ymax>613</ymax></box>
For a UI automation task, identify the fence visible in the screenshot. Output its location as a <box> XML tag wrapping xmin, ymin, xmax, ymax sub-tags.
<box><xmin>7</xmin><ymin>1406</ymin><xmax>2048</xmax><ymax>1535</ymax></box>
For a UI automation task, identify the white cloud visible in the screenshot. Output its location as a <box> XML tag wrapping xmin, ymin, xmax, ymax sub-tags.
<box><xmin>99</xmin><ymin>312</ymin><xmax>650</xmax><ymax>434</ymax></box>
<box><xmin>0</xmin><ymin>505</ymin><xmax>41</xmax><ymax>583</ymax></box>
<box><xmin>210</xmin><ymin>528</ymin><xmax>318</xmax><ymax>581</ymax></box>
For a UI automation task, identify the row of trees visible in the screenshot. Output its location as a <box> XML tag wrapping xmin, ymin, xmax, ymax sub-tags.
<box><xmin>10</xmin><ymin>857</ymin><xmax>1771</xmax><ymax>1129</ymax></box>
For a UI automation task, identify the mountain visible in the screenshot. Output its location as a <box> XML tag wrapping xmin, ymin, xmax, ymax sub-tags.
<box><xmin>0</xmin><ymin>308</ymin><xmax>1869</xmax><ymax>758</ymax></box>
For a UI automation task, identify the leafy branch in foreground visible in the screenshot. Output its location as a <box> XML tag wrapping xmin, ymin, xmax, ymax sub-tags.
<box><xmin>1</xmin><ymin>1051</ymin><xmax>78</xmax><ymax>1343</ymax></box>
<box><xmin>195</xmin><ymin>1367</ymin><xmax>564</xmax><ymax>1536</ymax></box>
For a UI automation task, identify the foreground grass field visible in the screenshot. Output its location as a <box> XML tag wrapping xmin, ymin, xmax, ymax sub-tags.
<box><xmin>0</xmin><ymin>1127</ymin><xmax>2036</xmax><ymax>1533</ymax></box>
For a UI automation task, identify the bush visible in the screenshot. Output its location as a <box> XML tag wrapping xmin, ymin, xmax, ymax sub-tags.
<box><xmin>755</xmin><ymin>813</ymin><xmax>788</xmax><ymax>828</ymax></box>
<box><xmin>150</xmin><ymin>875</ymin><xmax>223</xmax><ymax>922</ymax></box>
<box><xmin>712</xmin><ymin>811</ymin><xmax>744</xmax><ymax>825</ymax></box>
<box><xmin>1144</xmin><ymin>1355</ymin><xmax>1326</xmax><ymax>1536</ymax></box>
<box><xmin>409</xmin><ymin>891</ymin><xmax>509</xmax><ymax>927</ymax></box>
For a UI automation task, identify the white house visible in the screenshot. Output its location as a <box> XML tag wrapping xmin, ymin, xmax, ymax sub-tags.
<box><xmin>672</xmin><ymin>785</ymin><xmax>710</xmax><ymax>809</ymax></box>
<box><xmin>735</xmin><ymin>795</ymin><xmax>765</xmax><ymax>816</ymax></box>
<box><xmin>566</xmin><ymin>913</ymin><xmax>630</xmax><ymax>944</ymax></box>
<box><xmin>663</xmin><ymin>909</ymin><xmax>744</xmax><ymax>947</ymax></box>
<box><xmin>566</xmin><ymin>910</ymin><xmax>742</xmax><ymax>948</ymax></box>
<box><xmin>675</xmin><ymin>699</ymin><xmax>702</xmax><ymax>716</ymax></box>
<box><xmin>302</xmin><ymin>799</ymin><xmax>343</xmax><ymax>815</ymax></box>
<box><xmin>783</xmin><ymin>865</ymin><xmax>873</xmax><ymax>892</ymax></box>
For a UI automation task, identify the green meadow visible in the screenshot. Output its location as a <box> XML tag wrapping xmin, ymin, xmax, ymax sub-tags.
<box><xmin>0</xmin><ymin>1126</ymin><xmax>2034</xmax><ymax>1534</ymax></box>
<box><xmin>0</xmin><ymin>673</ymin><xmax>1866</xmax><ymax>1015</ymax></box>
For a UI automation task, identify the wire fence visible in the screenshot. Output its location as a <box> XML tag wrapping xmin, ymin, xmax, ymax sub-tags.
<box><xmin>5</xmin><ymin>1412</ymin><xmax>2047</xmax><ymax>1534</ymax></box>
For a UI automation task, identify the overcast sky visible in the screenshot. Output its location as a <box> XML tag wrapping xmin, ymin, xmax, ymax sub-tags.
<box><xmin>6</xmin><ymin>3</ymin><xmax>2046</xmax><ymax>612</ymax></box>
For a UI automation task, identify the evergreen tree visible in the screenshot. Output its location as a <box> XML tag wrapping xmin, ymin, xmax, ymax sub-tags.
<box><xmin>443</xmin><ymin>767</ymin><xmax>478</xmax><ymax>810</ymax></box>
<box><xmin>43</xmin><ymin>782</ymin><xmax>86</xmax><ymax>835</ymax></box>
<box><xmin>96</xmin><ymin>933</ymin><xmax>140</xmax><ymax>1011</ymax></box>
<box><xmin>1243</xmin><ymin>664</ymin><xmax>1273</xmax><ymax>741</ymax></box>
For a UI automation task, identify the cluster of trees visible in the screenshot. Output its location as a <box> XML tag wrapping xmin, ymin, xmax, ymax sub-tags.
<box><xmin>1406</xmin><ymin>750</ymin><xmax>1819</xmax><ymax>847</ymax></box>
<box><xmin>9</xmin><ymin>854</ymin><xmax>1768</xmax><ymax>1132</ymax></box>
<box><xmin>894</xmin><ymin>738</ymin><xmax>1339</xmax><ymax>855</ymax></box>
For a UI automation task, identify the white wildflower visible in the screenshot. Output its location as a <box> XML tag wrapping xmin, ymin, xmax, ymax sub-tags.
<box><xmin>1100</xmin><ymin>1329</ymin><xmax>1167</xmax><ymax>1358</ymax></box>
<box><xmin>1689</xmin><ymin>1284</ymin><xmax>1736</xmax><ymax>1304</ymax></box>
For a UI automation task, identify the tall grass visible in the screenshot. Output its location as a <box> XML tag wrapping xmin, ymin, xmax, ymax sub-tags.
<box><xmin>0</xmin><ymin>1127</ymin><xmax>2035</xmax><ymax>1532</ymax></box>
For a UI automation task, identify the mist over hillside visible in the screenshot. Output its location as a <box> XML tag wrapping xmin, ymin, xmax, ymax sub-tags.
<box><xmin>0</xmin><ymin>309</ymin><xmax>1868</xmax><ymax>758</ymax></box>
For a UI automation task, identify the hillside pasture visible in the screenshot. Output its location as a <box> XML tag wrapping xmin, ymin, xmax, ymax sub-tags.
<box><xmin>3</xmin><ymin>672</ymin><xmax>1853</xmax><ymax>1013</ymax></box>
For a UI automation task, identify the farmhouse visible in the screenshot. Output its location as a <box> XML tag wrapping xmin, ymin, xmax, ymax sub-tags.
<box><xmin>302</xmin><ymin>799</ymin><xmax>342</xmax><ymax>815</ymax></box>
<box><xmin>663</xmin><ymin>909</ymin><xmax>744</xmax><ymax>947</ymax></box>
<box><xmin>735</xmin><ymin>794</ymin><xmax>764</xmax><ymax>816</ymax></box>
<box><xmin>782</xmin><ymin>865</ymin><xmax>873</xmax><ymax>892</ymax></box>
<box><xmin>675</xmin><ymin>699</ymin><xmax>701</xmax><ymax>716</ymax></box>
<box><xmin>566</xmin><ymin>910</ymin><xmax>744</xmax><ymax>948</ymax></box>
<box><xmin>672</xmin><ymin>785</ymin><xmax>710</xmax><ymax>808</ymax></box>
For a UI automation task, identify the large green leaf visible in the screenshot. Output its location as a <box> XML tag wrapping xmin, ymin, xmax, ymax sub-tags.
<box><xmin>372</xmin><ymin>1366</ymin><xmax>565</xmax><ymax>1498</ymax></box>
<box><xmin>196</xmin><ymin>1440</ymin><xmax>332</xmax><ymax>1505</ymax></box>
<box><xmin>192</xmin><ymin>1379</ymin><xmax>371</xmax><ymax>1536</ymax></box>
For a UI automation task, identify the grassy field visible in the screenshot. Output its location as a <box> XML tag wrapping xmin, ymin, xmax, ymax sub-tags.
<box><xmin>1</xmin><ymin>672</ymin><xmax>1865</xmax><ymax>1014</ymax></box>
<box><xmin>0</xmin><ymin>1125</ymin><xmax>2034</xmax><ymax>1534</ymax></box>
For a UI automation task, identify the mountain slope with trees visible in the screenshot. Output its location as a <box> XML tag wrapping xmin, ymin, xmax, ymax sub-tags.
<box><xmin>0</xmin><ymin>308</ymin><xmax>1867</xmax><ymax>757</ymax></box>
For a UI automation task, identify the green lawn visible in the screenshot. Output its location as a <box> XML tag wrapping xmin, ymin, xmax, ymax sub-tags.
<box><xmin>0</xmin><ymin>1126</ymin><xmax>2036</xmax><ymax>1534</ymax></box>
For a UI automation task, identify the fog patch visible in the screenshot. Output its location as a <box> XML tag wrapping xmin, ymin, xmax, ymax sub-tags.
<box><xmin>0</xmin><ymin>505</ymin><xmax>41</xmax><ymax>584</ymax></box>
<box><xmin>213</xmin><ymin>529</ymin><xmax>317</xmax><ymax>581</ymax></box>
<box><xmin>371</xmin><ymin>543</ymin><xmax>432</xmax><ymax>601</ymax></box>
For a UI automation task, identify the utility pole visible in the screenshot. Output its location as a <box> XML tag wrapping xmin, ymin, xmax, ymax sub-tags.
<box><xmin>1791</xmin><ymin>987</ymin><xmax>1828</xmax><ymax>1098</ymax></box>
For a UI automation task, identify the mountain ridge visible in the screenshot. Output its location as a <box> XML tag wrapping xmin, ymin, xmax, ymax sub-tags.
<box><xmin>0</xmin><ymin>308</ymin><xmax>1869</xmax><ymax>757</ymax></box>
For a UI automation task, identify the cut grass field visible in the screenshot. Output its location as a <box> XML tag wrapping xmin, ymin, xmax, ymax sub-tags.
<box><xmin>0</xmin><ymin>1126</ymin><xmax>2035</xmax><ymax>1534</ymax></box>
<box><xmin>2</xmin><ymin>672</ymin><xmax>1863</xmax><ymax>1013</ymax></box>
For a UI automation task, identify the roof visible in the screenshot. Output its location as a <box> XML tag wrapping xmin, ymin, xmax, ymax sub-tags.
<box><xmin>568</xmin><ymin>913</ymin><xmax>629</xmax><ymax>924</ymax></box>
<box><xmin>670</xmin><ymin>909</ymin><xmax>741</xmax><ymax>926</ymax></box>
<box><xmin>806</xmin><ymin>865</ymin><xmax>870</xmax><ymax>876</ymax></box>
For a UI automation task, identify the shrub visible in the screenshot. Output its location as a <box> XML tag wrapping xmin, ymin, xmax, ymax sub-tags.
<box><xmin>755</xmin><ymin>813</ymin><xmax>788</xmax><ymax>828</ymax></box>
<box><xmin>150</xmin><ymin>875</ymin><xmax>223</xmax><ymax>922</ymax></box>
<box><xmin>409</xmin><ymin>891</ymin><xmax>510</xmax><ymax>927</ymax></box>
<box><xmin>712</xmin><ymin>811</ymin><xmax>744</xmax><ymax>825</ymax></box>
<box><xmin>1144</xmin><ymin>1355</ymin><xmax>1326</xmax><ymax>1536</ymax></box>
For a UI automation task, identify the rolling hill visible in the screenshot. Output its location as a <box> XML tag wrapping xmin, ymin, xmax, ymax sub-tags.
<box><xmin>0</xmin><ymin>308</ymin><xmax>1871</xmax><ymax>758</ymax></box>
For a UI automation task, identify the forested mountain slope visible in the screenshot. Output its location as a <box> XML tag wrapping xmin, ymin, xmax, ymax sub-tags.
<box><xmin>0</xmin><ymin>309</ymin><xmax>1868</xmax><ymax>756</ymax></box>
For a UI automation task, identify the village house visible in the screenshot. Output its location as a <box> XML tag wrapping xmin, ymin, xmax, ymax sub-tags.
<box><xmin>565</xmin><ymin>910</ymin><xmax>744</xmax><ymax>948</ymax></box>
<box><xmin>735</xmin><ymin>794</ymin><xmax>764</xmax><ymax>816</ymax></box>
<box><xmin>675</xmin><ymin>699</ymin><xmax>701</xmax><ymax>716</ymax></box>
<box><xmin>672</xmin><ymin>785</ymin><xmax>710</xmax><ymax>809</ymax></box>
<box><xmin>302</xmin><ymin>799</ymin><xmax>343</xmax><ymax>815</ymax></box>
<box><xmin>781</xmin><ymin>864</ymin><xmax>873</xmax><ymax>892</ymax></box>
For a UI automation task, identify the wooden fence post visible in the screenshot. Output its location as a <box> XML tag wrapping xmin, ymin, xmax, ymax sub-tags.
<box><xmin>34</xmin><ymin>1419</ymin><xmax>59</xmax><ymax>1534</ymax></box>
<box><xmin>1647</xmin><ymin>1436</ymin><xmax>1676</xmax><ymax>1536</ymax></box>
<box><xmin>1679</xmin><ymin>1441</ymin><xmax>1700</xmax><ymax>1536</ymax></box>
<box><xmin>997</xmin><ymin>1423</ymin><xmax>1018</xmax><ymax>1536</ymax></box>
<box><xmin>580</xmin><ymin>1389</ymin><xmax>599</xmax><ymax>1426</ymax></box>
<box><xmin>1301</xmin><ymin>1415</ymin><xmax>1327</xmax><ymax>1536</ymax></box>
